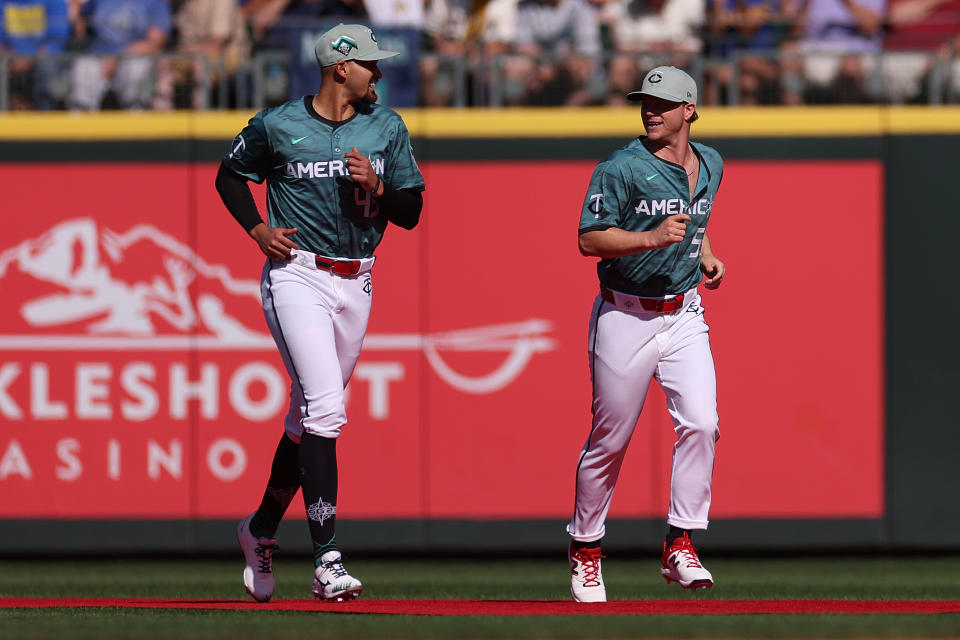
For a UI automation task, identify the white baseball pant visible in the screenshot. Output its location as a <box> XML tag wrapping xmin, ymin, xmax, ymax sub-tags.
<box><xmin>568</xmin><ymin>287</ymin><xmax>719</xmax><ymax>542</ymax></box>
<box><xmin>260</xmin><ymin>249</ymin><xmax>375</xmax><ymax>442</ymax></box>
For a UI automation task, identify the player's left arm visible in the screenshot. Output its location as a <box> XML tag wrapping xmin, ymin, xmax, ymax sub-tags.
<box><xmin>344</xmin><ymin>144</ymin><xmax>424</xmax><ymax>230</ymax></box>
<box><xmin>377</xmin><ymin>185</ymin><xmax>423</xmax><ymax>230</ymax></box>
<box><xmin>699</xmin><ymin>232</ymin><xmax>725</xmax><ymax>290</ymax></box>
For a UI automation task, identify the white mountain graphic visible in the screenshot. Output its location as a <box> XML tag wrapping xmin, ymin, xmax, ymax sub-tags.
<box><xmin>0</xmin><ymin>218</ymin><xmax>264</xmax><ymax>343</ymax></box>
<box><xmin>0</xmin><ymin>219</ymin><xmax>555</xmax><ymax>393</ymax></box>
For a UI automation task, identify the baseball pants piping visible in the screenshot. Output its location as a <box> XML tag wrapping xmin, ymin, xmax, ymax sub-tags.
<box><xmin>568</xmin><ymin>288</ymin><xmax>719</xmax><ymax>542</ymax></box>
<box><xmin>261</xmin><ymin>250</ymin><xmax>374</xmax><ymax>441</ymax></box>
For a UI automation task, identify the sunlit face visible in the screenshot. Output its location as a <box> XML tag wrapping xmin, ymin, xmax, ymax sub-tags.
<box><xmin>640</xmin><ymin>96</ymin><xmax>694</xmax><ymax>141</ymax></box>
<box><xmin>345</xmin><ymin>59</ymin><xmax>383</xmax><ymax>103</ymax></box>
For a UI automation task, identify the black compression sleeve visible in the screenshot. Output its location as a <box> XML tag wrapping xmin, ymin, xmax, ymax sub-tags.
<box><xmin>215</xmin><ymin>162</ymin><xmax>263</xmax><ymax>233</ymax></box>
<box><xmin>378</xmin><ymin>184</ymin><xmax>423</xmax><ymax>230</ymax></box>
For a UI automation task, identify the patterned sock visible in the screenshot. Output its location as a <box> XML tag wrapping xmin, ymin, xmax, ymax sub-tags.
<box><xmin>299</xmin><ymin>432</ymin><xmax>339</xmax><ymax>567</ymax></box>
<box><xmin>249</xmin><ymin>433</ymin><xmax>301</xmax><ymax>539</ymax></box>
<box><xmin>666</xmin><ymin>525</ymin><xmax>690</xmax><ymax>546</ymax></box>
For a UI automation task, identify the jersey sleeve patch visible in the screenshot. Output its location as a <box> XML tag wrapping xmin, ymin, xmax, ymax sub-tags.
<box><xmin>222</xmin><ymin>112</ymin><xmax>271</xmax><ymax>184</ymax></box>
<box><xmin>578</xmin><ymin>161</ymin><xmax>627</xmax><ymax>231</ymax></box>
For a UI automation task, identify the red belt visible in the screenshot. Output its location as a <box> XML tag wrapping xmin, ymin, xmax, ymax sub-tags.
<box><xmin>600</xmin><ymin>286</ymin><xmax>684</xmax><ymax>313</ymax></box>
<box><xmin>315</xmin><ymin>256</ymin><xmax>363</xmax><ymax>276</ymax></box>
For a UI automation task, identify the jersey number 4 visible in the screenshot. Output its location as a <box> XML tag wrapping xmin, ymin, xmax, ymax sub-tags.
<box><xmin>354</xmin><ymin>186</ymin><xmax>380</xmax><ymax>218</ymax></box>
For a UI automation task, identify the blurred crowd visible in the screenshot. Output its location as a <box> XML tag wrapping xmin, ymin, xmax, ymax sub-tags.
<box><xmin>1</xmin><ymin>0</ymin><xmax>958</xmax><ymax>110</ymax></box>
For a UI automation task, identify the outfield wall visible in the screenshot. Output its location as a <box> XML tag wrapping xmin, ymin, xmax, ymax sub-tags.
<box><xmin>0</xmin><ymin>107</ymin><xmax>956</xmax><ymax>553</ymax></box>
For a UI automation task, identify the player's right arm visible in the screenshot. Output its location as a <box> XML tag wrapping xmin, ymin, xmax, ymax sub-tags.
<box><xmin>577</xmin><ymin>158</ymin><xmax>689</xmax><ymax>258</ymax></box>
<box><xmin>215</xmin><ymin>163</ymin><xmax>301</xmax><ymax>260</ymax></box>
<box><xmin>579</xmin><ymin>215</ymin><xmax>690</xmax><ymax>258</ymax></box>
<box><xmin>248</xmin><ymin>221</ymin><xmax>301</xmax><ymax>260</ymax></box>
<box><xmin>216</xmin><ymin>113</ymin><xmax>300</xmax><ymax>260</ymax></box>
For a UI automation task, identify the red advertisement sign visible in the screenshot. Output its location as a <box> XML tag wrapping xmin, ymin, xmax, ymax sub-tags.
<box><xmin>0</xmin><ymin>159</ymin><xmax>883</xmax><ymax>519</ymax></box>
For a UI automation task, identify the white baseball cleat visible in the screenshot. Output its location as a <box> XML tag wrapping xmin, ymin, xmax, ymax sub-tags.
<box><xmin>661</xmin><ymin>533</ymin><xmax>714</xmax><ymax>589</ymax></box>
<box><xmin>312</xmin><ymin>550</ymin><xmax>363</xmax><ymax>602</ymax></box>
<box><xmin>569</xmin><ymin>542</ymin><xmax>607</xmax><ymax>602</ymax></box>
<box><xmin>237</xmin><ymin>514</ymin><xmax>278</xmax><ymax>602</ymax></box>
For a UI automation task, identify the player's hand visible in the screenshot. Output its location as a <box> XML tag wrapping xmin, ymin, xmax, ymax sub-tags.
<box><xmin>343</xmin><ymin>147</ymin><xmax>378</xmax><ymax>191</ymax></box>
<box><xmin>250</xmin><ymin>223</ymin><xmax>300</xmax><ymax>260</ymax></box>
<box><xmin>649</xmin><ymin>214</ymin><xmax>690</xmax><ymax>248</ymax></box>
<box><xmin>700</xmin><ymin>254</ymin><xmax>725</xmax><ymax>290</ymax></box>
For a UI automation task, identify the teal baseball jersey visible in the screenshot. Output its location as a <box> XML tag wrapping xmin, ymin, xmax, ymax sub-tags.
<box><xmin>222</xmin><ymin>96</ymin><xmax>425</xmax><ymax>258</ymax></box>
<box><xmin>579</xmin><ymin>138</ymin><xmax>724</xmax><ymax>297</ymax></box>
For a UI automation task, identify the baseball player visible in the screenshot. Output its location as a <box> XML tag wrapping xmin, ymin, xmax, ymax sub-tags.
<box><xmin>567</xmin><ymin>66</ymin><xmax>725</xmax><ymax>602</ymax></box>
<box><xmin>214</xmin><ymin>23</ymin><xmax>425</xmax><ymax>603</ymax></box>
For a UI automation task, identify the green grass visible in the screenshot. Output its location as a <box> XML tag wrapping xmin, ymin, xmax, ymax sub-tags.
<box><xmin>1</xmin><ymin>556</ymin><xmax>959</xmax><ymax>639</ymax></box>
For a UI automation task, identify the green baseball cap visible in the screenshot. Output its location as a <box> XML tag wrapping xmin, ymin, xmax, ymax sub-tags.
<box><xmin>315</xmin><ymin>23</ymin><xmax>399</xmax><ymax>68</ymax></box>
<box><xmin>627</xmin><ymin>66</ymin><xmax>699</xmax><ymax>121</ymax></box>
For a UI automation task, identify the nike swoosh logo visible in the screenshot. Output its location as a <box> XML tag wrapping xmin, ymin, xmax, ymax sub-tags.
<box><xmin>291</xmin><ymin>136</ymin><xmax>309</xmax><ymax>144</ymax></box>
<box><xmin>645</xmin><ymin>174</ymin><xmax>658</xmax><ymax>181</ymax></box>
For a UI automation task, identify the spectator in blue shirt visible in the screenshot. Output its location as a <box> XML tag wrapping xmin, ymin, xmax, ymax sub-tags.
<box><xmin>705</xmin><ymin>0</ymin><xmax>789</xmax><ymax>104</ymax></box>
<box><xmin>0</xmin><ymin>0</ymin><xmax>70</xmax><ymax>108</ymax></box>
<box><xmin>67</xmin><ymin>0</ymin><xmax>172</xmax><ymax>110</ymax></box>
<box><xmin>244</xmin><ymin>0</ymin><xmax>368</xmax><ymax>52</ymax></box>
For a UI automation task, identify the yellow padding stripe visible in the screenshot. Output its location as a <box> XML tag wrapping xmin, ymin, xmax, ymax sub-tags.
<box><xmin>0</xmin><ymin>106</ymin><xmax>956</xmax><ymax>140</ymax></box>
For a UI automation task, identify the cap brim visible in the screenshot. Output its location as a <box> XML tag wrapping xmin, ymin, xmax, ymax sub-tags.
<box><xmin>321</xmin><ymin>50</ymin><xmax>399</xmax><ymax>66</ymax></box>
<box><xmin>626</xmin><ymin>89</ymin><xmax>684</xmax><ymax>103</ymax></box>
<box><xmin>354</xmin><ymin>50</ymin><xmax>399</xmax><ymax>61</ymax></box>
<box><xmin>626</xmin><ymin>90</ymin><xmax>698</xmax><ymax>120</ymax></box>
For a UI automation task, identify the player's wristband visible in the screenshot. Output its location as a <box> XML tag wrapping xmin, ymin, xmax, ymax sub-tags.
<box><xmin>372</xmin><ymin>175</ymin><xmax>382</xmax><ymax>197</ymax></box>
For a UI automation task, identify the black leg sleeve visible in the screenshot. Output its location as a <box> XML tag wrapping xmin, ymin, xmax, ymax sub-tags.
<box><xmin>249</xmin><ymin>433</ymin><xmax>301</xmax><ymax>539</ymax></box>
<box><xmin>299</xmin><ymin>433</ymin><xmax>339</xmax><ymax>564</ymax></box>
